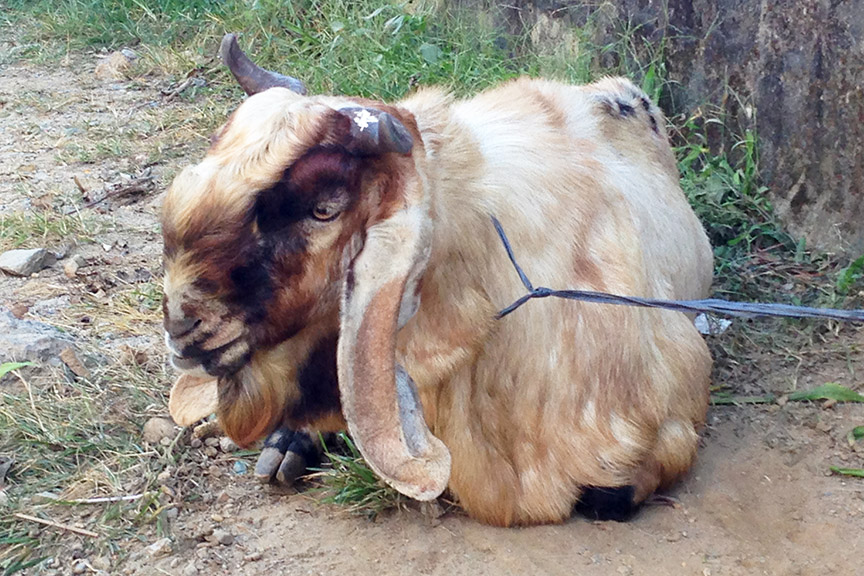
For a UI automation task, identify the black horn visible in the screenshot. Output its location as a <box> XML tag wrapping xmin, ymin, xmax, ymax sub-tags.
<box><xmin>220</xmin><ymin>33</ymin><xmax>307</xmax><ymax>96</ymax></box>
<box><xmin>337</xmin><ymin>107</ymin><xmax>414</xmax><ymax>156</ymax></box>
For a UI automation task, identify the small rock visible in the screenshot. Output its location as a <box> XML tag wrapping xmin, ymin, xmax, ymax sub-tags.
<box><xmin>10</xmin><ymin>303</ymin><xmax>29</xmax><ymax>319</ymax></box>
<box><xmin>63</xmin><ymin>255</ymin><xmax>86</xmax><ymax>278</ymax></box>
<box><xmin>211</xmin><ymin>529</ymin><xmax>234</xmax><ymax>546</ymax></box>
<box><xmin>0</xmin><ymin>308</ymin><xmax>74</xmax><ymax>366</ymax></box>
<box><xmin>119</xmin><ymin>345</ymin><xmax>148</xmax><ymax>366</ymax></box>
<box><xmin>63</xmin><ymin>261</ymin><xmax>78</xmax><ymax>278</ymax></box>
<box><xmin>194</xmin><ymin>523</ymin><xmax>214</xmax><ymax>540</ymax></box>
<box><xmin>420</xmin><ymin>500</ymin><xmax>444</xmax><ymax>520</ymax></box>
<box><xmin>71</xmin><ymin>560</ymin><xmax>88</xmax><ymax>574</ymax></box>
<box><xmin>203</xmin><ymin>446</ymin><xmax>218</xmax><ymax>458</ymax></box>
<box><xmin>0</xmin><ymin>248</ymin><xmax>56</xmax><ymax>276</ymax></box>
<box><xmin>219</xmin><ymin>436</ymin><xmax>238</xmax><ymax>453</ymax></box>
<box><xmin>182</xmin><ymin>562</ymin><xmax>199</xmax><ymax>576</ymax></box>
<box><xmin>91</xmin><ymin>556</ymin><xmax>110</xmax><ymax>571</ymax></box>
<box><xmin>192</xmin><ymin>420</ymin><xmax>222</xmax><ymax>439</ymax></box>
<box><xmin>190</xmin><ymin>438</ymin><xmax>203</xmax><ymax>449</ymax></box>
<box><xmin>59</xmin><ymin>347</ymin><xmax>90</xmax><ymax>378</ymax></box>
<box><xmin>211</xmin><ymin>513</ymin><xmax>224</xmax><ymax>523</ymax></box>
<box><xmin>95</xmin><ymin>51</ymin><xmax>134</xmax><ymax>80</ymax></box>
<box><xmin>143</xmin><ymin>418</ymin><xmax>176</xmax><ymax>444</ymax></box>
<box><xmin>145</xmin><ymin>537</ymin><xmax>173</xmax><ymax>557</ymax></box>
<box><xmin>157</xmin><ymin>468</ymin><xmax>173</xmax><ymax>483</ymax></box>
<box><xmin>208</xmin><ymin>464</ymin><xmax>222</xmax><ymax>478</ymax></box>
<box><xmin>243</xmin><ymin>552</ymin><xmax>262</xmax><ymax>562</ymax></box>
<box><xmin>204</xmin><ymin>437</ymin><xmax>220</xmax><ymax>448</ymax></box>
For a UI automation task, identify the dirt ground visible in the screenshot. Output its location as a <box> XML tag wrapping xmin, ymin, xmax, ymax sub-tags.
<box><xmin>1</xmin><ymin>48</ymin><xmax>863</xmax><ymax>576</ymax></box>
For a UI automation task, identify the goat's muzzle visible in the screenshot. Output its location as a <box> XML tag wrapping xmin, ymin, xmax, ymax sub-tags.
<box><xmin>164</xmin><ymin>304</ymin><xmax>251</xmax><ymax>377</ymax></box>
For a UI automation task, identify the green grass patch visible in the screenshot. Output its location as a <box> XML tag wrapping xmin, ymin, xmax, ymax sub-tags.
<box><xmin>311</xmin><ymin>433</ymin><xmax>405</xmax><ymax>519</ymax></box>
<box><xmin>0</xmin><ymin>210</ymin><xmax>101</xmax><ymax>252</ymax></box>
<box><xmin>5</xmin><ymin>0</ymin><xmax>543</xmax><ymax>99</ymax></box>
<box><xmin>0</xmin><ymin>354</ymin><xmax>182</xmax><ymax>572</ymax></box>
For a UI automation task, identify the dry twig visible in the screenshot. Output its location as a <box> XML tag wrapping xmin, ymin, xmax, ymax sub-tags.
<box><xmin>83</xmin><ymin>171</ymin><xmax>155</xmax><ymax>209</ymax></box>
<box><xmin>13</xmin><ymin>513</ymin><xmax>99</xmax><ymax>538</ymax></box>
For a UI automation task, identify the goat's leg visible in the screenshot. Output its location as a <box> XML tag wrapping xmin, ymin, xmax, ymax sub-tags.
<box><xmin>573</xmin><ymin>418</ymin><xmax>698</xmax><ymax>522</ymax></box>
<box><xmin>254</xmin><ymin>426</ymin><xmax>325</xmax><ymax>485</ymax></box>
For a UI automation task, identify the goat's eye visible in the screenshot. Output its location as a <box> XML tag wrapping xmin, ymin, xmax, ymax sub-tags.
<box><xmin>311</xmin><ymin>203</ymin><xmax>341</xmax><ymax>222</ymax></box>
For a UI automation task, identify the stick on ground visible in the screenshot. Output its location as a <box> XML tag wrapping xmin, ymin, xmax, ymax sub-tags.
<box><xmin>13</xmin><ymin>513</ymin><xmax>99</xmax><ymax>538</ymax></box>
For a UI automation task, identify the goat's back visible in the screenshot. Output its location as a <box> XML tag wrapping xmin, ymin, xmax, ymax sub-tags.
<box><xmin>398</xmin><ymin>76</ymin><xmax>713</xmax><ymax>526</ymax></box>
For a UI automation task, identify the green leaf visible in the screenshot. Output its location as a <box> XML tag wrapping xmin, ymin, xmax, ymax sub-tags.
<box><xmin>0</xmin><ymin>361</ymin><xmax>34</xmax><ymax>379</ymax></box>
<box><xmin>830</xmin><ymin>466</ymin><xmax>864</xmax><ymax>478</ymax></box>
<box><xmin>419</xmin><ymin>43</ymin><xmax>442</xmax><ymax>64</ymax></box>
<box><xmin>848</xmin><ymin>426</ymin><xmax>864</xmax><ymax>447</ymax></box>
<box><xmin>836</xmin><ymin>254</ymin><xmax>864</xmax><ymax>294</ymax></box>
<box><xmin>710</xmin><ymin>394</ymin><xmax>775</xmax><ymax>405</ymax></box>
<box><xmin>787</xmin><ymin>383</ymin><xmax>864</xmax><ymax>403</ymax></box>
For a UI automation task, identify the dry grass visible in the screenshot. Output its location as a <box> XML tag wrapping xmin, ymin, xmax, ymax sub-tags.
<box><xmin>0</xmin><ymin>354</ymin><xmax>179</xmax><ymax>573</ymax></box>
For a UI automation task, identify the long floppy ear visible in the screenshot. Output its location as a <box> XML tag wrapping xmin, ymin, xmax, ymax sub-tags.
<box><xmin>220</xmin><ymin>33</ymin><xmax>307</xmax><ymax>95</ymax></box>
<box><xmin>337</xmin><ymin>146</ymin><xmax>451</xmax><ymax>501</ymax></box>
<box><xmin>169</xmin><ymin>375</ymin><xmax>218</xmax><ymax>426</ymax></box>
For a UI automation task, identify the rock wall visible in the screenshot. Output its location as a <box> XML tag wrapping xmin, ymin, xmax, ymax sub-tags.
<box><xmin>458</xmin><ymin>0</ymin><xmax>864</xmax><ymax>253</ymax></box>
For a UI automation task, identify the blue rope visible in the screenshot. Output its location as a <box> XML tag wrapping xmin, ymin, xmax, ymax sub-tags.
<box><xmin>492</xmin><ymin>216</ymin><xmax>864</xmax><ymax>323</ymax></box>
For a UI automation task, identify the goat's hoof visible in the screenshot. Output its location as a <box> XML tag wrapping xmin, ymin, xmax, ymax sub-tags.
<box><xmin>644</xmin><ymin>494</ymin><xmax>680</xmax><ymax>508</ymax></box>
<box><xmin>275</xmin><ymin>451</ymin><xmax>308</xmax><ymax>485</ymax></box>
<box><xmin>575</xmin><ymin>485</ymin><xmax>639</xmax><ymax>522</ymax></box>
<box><xmin>254</xmin><ymin>446</ymin><xmax>287</xmax><ymax>482</ymax></box>
<box><xmin>254</xmin><ymin>427</ymin><xmax>321</xmax><ymax>486</ymax></box>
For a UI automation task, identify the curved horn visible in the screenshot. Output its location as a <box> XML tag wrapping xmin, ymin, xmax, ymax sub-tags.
<box><xmin>337</xmin><ymin>196</ymin><xmax>450</xmax><ymax>501</ymax></box>
<box><xmin>220</xmin><ymin>33</ymin><xmax>307</xmax><ymax>96</ymax></box>
<box><xmin>336</xmin><ymin>107</ymin><xmax>414</xmax><ymax>155</ymax></box>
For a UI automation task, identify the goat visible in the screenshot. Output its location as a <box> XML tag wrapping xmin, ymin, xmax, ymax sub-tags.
<box><xmin>162</xmin><ymin>33</ymin><xmax>714</xmax><ymax>526</ymax></box>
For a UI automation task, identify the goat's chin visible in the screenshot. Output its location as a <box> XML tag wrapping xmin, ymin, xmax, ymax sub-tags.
<box><xmin>168</xmin><ymin>356</ymin><xmax>212</xmax><ymax>379</ymax></box>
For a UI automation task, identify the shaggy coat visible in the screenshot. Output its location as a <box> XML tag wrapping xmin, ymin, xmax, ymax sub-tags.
<box><xmin>162</xmin><ymin>53</ymin><xmax>713</xmax><ymax>526</ymax></box>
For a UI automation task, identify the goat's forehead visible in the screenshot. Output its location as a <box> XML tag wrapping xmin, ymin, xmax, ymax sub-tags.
<box><xmin>161</xmin><ymin>92</ymin><xmax>361</xmax><ymax>252</ymax></box>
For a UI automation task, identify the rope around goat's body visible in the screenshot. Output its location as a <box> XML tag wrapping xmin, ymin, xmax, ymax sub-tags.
<box><xmin>491</xmin><ymin>216</ymin><xmax>864</xmax><ymax>324</ymax></box>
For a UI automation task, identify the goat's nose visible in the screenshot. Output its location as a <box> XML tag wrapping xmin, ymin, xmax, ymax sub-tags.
<box><xmin>164</xmin><ymin>314</ymin><xmax>201</xmax><ymax>339</ymax></box>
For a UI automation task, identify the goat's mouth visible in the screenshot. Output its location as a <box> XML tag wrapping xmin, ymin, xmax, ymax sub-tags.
<box><xmin>166</xmin><ymin>333</ymin><xmax>251</xmax><ymax>377</ymax></box>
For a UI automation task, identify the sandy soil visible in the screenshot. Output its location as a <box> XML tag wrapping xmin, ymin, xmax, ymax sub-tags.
<box><xmin>1</xmin><ymin>46</ymin><xmax>862</xmax><ymax>576</ymax></box>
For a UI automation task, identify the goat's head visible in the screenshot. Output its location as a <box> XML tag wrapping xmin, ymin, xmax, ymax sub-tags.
<box><xmin>161</xmin><ymin>34</ymin><xmax>450</xmax><ymax>501</ymax></box>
